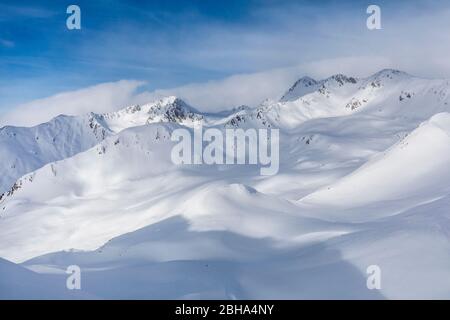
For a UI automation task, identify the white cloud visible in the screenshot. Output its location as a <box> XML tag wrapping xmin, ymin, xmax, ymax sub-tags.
<box><xmin>0</xmin><ymin>80</ymin><xmax>145</xmax><ymax>127</ymax></box>
<box><xmin>0</xmin><ymin>39</ymin><xmax>15</xmax><ymax>48</ymax></box>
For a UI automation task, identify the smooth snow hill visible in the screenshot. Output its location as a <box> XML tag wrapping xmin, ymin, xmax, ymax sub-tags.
<box><xmin>17</xmin><ymin>193</ymin><xmax>450</xmax><ymax>299</ymax></box>
<box><xmin>17</xmin><ymin>216</ymin><xmax>369</xmax><ymax>299</ymax></box>
<box><xmin>0</xmin><ymin>257</ymin><xmax>92</xmax><ymax>299</ymax></box>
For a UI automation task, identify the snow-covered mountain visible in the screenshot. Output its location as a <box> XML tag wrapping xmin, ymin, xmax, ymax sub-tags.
<box><xmin>0</xmin><ymin>113</ymin><xmax>112</xmax><ymax>195</ymax></box>
<box><xmin>101</xmin><ymin>96</ymin><xmax>205</xmax><ymax>132</ymax></box>
<box><xmin>1</xmin><ymin>69</ymin><xmax>450</xmax><ymax>299</ymax></box>
<box><xmin>0</xmin><ymin>97</ymin><xmax>205</xmax><ymax>195</ymax></box>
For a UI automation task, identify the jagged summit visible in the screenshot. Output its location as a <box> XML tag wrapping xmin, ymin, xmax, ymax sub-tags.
<box><xmin>101</xmin><ymin>96</ymin><xmax>203</xmax><ymax>132</ymax></box>
<box><xmin>280</xmin><ymin>72</ymin><xmax>361</xmax><ymax>102</ymax></box>
<box><xmin>280</xmin><ymin>69</ymin><xmax>414</xmax><ymax>103</ymax></box>
<box><xmin>143</xmin><ymin>96</ymin><xmax>202</xmax><ymax>123</ymax></box>
<box><xmin>325</xmin><ymin>74</ymin><xmax>358</xmax><ymax>85</ymax></box>
<box><xmin>104</xmin><ymin>96</ymin><xmax>198</xmax><ymax>118</ymax></box>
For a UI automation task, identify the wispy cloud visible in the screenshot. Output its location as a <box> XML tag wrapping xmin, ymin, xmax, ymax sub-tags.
<box><xmin>0</xmin><ymin>4</ymin><xmax>56</xmax><ymax>20</ymax></box>
<box><xmin>0</xmin><ymin>39</ymin><xmax>14</xmax><ymax>48</ymax></box>
<box><xmin>0</xmin><ymin>80</ymin><xmax>145</xmax><ymax>127</ymax></box>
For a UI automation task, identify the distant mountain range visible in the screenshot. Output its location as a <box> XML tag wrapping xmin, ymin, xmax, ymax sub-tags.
<box><xmin>1</xmin><ymin>69</ymin><xmax>450</xmax><ymax>299</ymax></box>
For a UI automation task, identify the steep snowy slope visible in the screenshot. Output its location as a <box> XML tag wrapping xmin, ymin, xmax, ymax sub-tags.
<box><xmin>280</xmin><ymin>76</ymin><xmax>321</xmax><ymax>102</ymax></box>
<box><xmin>0</xmin><ymin>113</ymin><xmax>112</xmax><ymax>195</ymax></box>
<box><xmin>0</xmin><ymin>123</ymin><xmax>179</xmax><ymax>262</ymax></box>
<box><xmin>301</xmin><ymin>113</ymin><xmax>450</xmax><ymax>210</ymax></box>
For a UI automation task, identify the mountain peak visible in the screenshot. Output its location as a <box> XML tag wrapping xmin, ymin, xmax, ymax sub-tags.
<box><xmin>100</xmin><ymin>96</ymin><xmax>203</xmax><ymax>132</ymax></box>
<box><xmin>280</xmin><ymin>76</ymin><xmax>319</xmax><ymax>102</ymax></box>
<box><xmin>369</xmin><ymin>69</ymin><xmax>411</xmax><ymax>80</ymax></box>
<box><xmin>145</xmin><ymin>96</ymin><xmax>201</xmax><ymax>119</ymax></box>
<box><xmin>156</xmin><ymin>95</ymin><xmax>181</xmax><ymax>106</ymax></box>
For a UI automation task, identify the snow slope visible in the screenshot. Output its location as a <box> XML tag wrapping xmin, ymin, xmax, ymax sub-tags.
<box><xmin>301</xmin><ymin>113</ymin><xmax>450</xmax><ymax>210</ymax></box>
<box><xmin>0</xmin><ymin>121</ymin><xmax>348</xmax><ymax>262</ymax></box>
<box><xmin>0</xmin><ymin>113</ymin><xmax>112</xmax><ymax>194</ymax></box>
<box><xmin>0</xmin><ymin>257</ymin><xmax>92</xmax><ymax>299</ymax></box>
<box><xmin>18</xmin><ymin>193</ymin><xmax>450</xmax><ymax>299</ymax></box>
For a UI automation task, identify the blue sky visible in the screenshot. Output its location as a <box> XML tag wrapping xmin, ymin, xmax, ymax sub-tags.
<box><xmin>1</xmin><ymin>0</ymin><xmax>450</xmax><ymax>116</ymax></box>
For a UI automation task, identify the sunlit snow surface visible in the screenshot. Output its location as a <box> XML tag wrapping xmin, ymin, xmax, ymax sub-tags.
<box><xmin>1</xmin><ymin>70</ymin><xmax>450</xmax><ymax>299</ymax></box>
